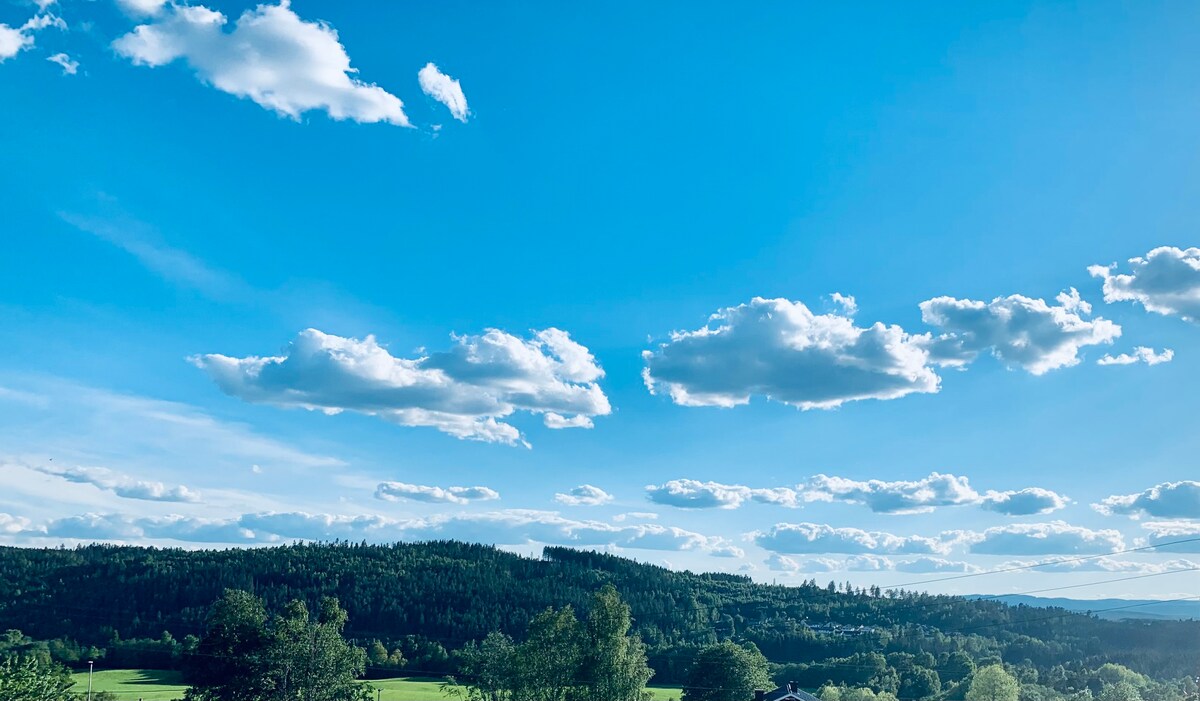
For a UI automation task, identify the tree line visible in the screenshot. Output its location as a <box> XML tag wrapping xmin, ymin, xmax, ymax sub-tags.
<box><xmin>0</xmin><ymin>542</ymin><xmax>1197</xmax><ymax>693</ymax></box>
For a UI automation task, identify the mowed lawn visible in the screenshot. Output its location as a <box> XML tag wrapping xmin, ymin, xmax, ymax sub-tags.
<box><xmin>71</xmin><ymin>669</ymin><xmax>682</xmax><ymax>701</ymax></box>
<box><xmin>70</xmin><ymin>669</ymin><xmax>189</xmax><ymax>700</ymax></box>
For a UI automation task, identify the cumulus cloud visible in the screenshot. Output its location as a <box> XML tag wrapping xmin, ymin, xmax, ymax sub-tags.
<box><xmin>766</xmin><ymin>553</ymin><xmax>804</xmax><ymax>572</ymax></box>
<box><xmin>375</xmin><ymin>481</ymin><xmax>500</xmax><ymax>505</ymax></box>
<box><xmin>968</xmin><ymin>521</ymin><xmax>1124</xmax><ymax>556</ymax></box>
<box><xmin>112</xmin><ymin>2</ymin><xmax>410</xmax><ymax>126</ymax></box>
<box><xmin>643</xmin><ymin>297</ymin><xmax>940</xmax><ymax>410</ymax></box>
<box><xmin>611</xmin><ymin>512</ymin><xmax>658</xmax><ymax>522</ymax></box>
<box><xmin>1001</xmin><ymin>556</ymin><xmax>1199</xmax><ymax>574</ymax></box>
<box><xmin>192</xmin><ymin>327</ymin><xmax>610</xmax><ymax>446</ymax></box>
<box><xmin>843</xmin><ymin>554</ymin><xmax>893</xmax><ymax>571</ymax></box>
<box><xmin>24</xmin><ymin>508</ymin><xmax>738</xmax><ymax>556</ymax></box>
<box><xmin>0</xmin><ymin>11</ymin><xmax>65</xmax><ymax>62</ymax></box>
<box><xmin>753</xmin><ymin>522</ymin><xmax>950</xmax><ymax>555</ymax></box>
<box><xmin>116</xmin><ymin>0</ymin><xmax>168</xmax><ymax>17</ymax></box>
<box><xmin>981</xmin><ymin>488</ymin><xmax>1070</xmax><ymax>516</ymax></box>
<box><xmin>418</xmin><ymin>62</ymin><xmax>468</xmax><ymax>122</ymax></box>
<box><xmin>893</xmin><ymin>557</ymin><xmax>980</xmax><ymax>574</ymax></box>
<box><xmin>555</xmin><ymin>484</ymin><xmax>613</xmax><ymax>506</ymax></box>
<box><xmin>645</xmin><ymin>473</ymin><xmax>1063</xmax><ymax>516</ymax></box>
<box><xmin>0</xmin><ymin>514</ymin><xmax>31</xmax><ymax>535</ymax></box>
<box><xmin>646</xmin><ymin>480</ymin><xmax>754</xmax><ymax>509</ymax></box>
<box><xmin>1097</xmin><ymin>347</ymin><xmax>1174</xmax><ymax>366</ymax></box>
<box><xmin>32</xmin><ymin>464</ymin><xmax>200</xmax><ymax>503</ymax></box>
<box><xmin>804</xmin><ymin>473</ymin><xmax>980</xmax><ymax>514</ymax></box>
<box><xmin>1090</xmin><ymin>246</ymin><xmax>1200</xmax><ymax>322</ymax></box>
<box><xmin>1094</xmin><ymin>481</ymin><xmax>1200</xmax><ymax>519</ymax></box>
<box><xmin>1139</xmin><ymin>521</ymin><xmax>1200</xmax><ymax>553</ymax></box>
<box><xmin>920</xmin><ymin>289</ymin><xmax>1120</xmax><ymax>374</ymax></box>
<box><xmin>46</xmin><ymin>52</ymin><xmax>77</xmax><ymax>74</ymax></box>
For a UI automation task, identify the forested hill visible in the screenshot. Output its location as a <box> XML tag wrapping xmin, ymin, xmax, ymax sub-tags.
<box><xmin>1</xmin><ymin>542</ymin><xmax>1196</xmax><ymax>688</ymax></box>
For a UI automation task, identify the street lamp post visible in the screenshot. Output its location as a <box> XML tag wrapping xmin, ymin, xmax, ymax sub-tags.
<box><xmin>87</xmin><ymin>660</ymin><xmax>94</xmax><ymax>701</ymax></box>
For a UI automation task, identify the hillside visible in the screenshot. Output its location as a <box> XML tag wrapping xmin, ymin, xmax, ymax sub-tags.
<box><xmin>968</xmin><ymin>596</ymin><xmax>1200</xmax><ymax>621</ymax></box>
<box><xmin>1</xmin><ymin>542</ymin><xmax>1197</xmax><ymax>688</ymax></box>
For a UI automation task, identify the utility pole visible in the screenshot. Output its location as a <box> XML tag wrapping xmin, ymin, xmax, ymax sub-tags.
<box><xmin>87</xmin><ymin>660</ymin><xmax>94</xmax><ymax>701</ymax></box>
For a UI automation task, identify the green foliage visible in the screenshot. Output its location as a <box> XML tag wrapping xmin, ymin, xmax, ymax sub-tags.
<box><xmin>968</xmin><ymin>665</ymin><xmax>1021</xmax><ymax>701</ymax></box>
<box><xmin>183</xmin><ymin>590</ymin><xmax>369</xmax><ymax>701</ymax></box>
<box><xmin>681</xmin><ymin>641</ymin><xmax>771</xmax><ymax>701</ymax></box>
<box><xmin>1</xmin><ymin>542</ymin><xmax>1199</xmax><ymax>690</ymax></box>
<box><xmin>0</xmin><ymin>655</ymin><xmax>75</xmax><ymax>701</ymax></box>
<box><xmin>445</xmin><ymin>587</ymin><xmax>652</xmax><ymax>701</ymax></box>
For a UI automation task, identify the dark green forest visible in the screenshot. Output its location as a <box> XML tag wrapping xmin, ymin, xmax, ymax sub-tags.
<box><xmin>0</xmin><ymin>542</ymin><xmax>1196</xmax><ymax>694</ymax></box>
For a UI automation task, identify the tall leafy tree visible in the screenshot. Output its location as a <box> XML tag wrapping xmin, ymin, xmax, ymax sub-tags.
<box><xmin>578</xmin><ymin>585</ymin><xmax>653</xmax><ymax>701</ymax></box>
<box><xmin>0</xmin><ymin>655</ymin><xmax>74</xmax><ymax>701</ymax></box>
<box><xmin>185</xmin><ymin>591</ymin><xmax>368</xmax><ymax>701</ymax></box>
<box><xmin>682</xmin><ymin>641</ymin><xmax>772</xmax><ymax>701</ymax></box>
<box><xmin>514</xmin><ymin>606</ymin><xmax>582</xmax><ymax>701</ymax></box>
<box><xmin>184</xmin><ymin>589</ymin><xmax>272</xmax><ymax>701</ymax></box>
<box><xmin>968</xmin><ymin>666</ymin><xmax>1021</xmax><ymax>701</ymax></box>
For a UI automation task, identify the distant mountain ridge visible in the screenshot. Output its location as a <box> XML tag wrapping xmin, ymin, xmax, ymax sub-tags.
<box><xmin>968</xmin><ymin>595</ymin><xmax>1200</xmax><ymax>620</ymax></box>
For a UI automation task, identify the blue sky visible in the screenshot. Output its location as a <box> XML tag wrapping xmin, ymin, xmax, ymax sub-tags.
<box><xmin>3</xmin><ymin>0</ymin><xmax>1200</xmax><ymax>598</ymax></box>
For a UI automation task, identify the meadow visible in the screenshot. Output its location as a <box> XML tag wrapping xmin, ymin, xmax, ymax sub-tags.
<box><xmin>71</xmin><ymin>669</ymin><xmax>683</xmax><ymax>701</ymax></box>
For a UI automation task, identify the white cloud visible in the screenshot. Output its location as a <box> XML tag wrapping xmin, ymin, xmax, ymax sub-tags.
<box><xmin>31</xmin><ymin>463</ymin><xmax>200</xmax><ymax>503</ymax></box>
<box><xmin>418</xmin><ymin>62</ymin><xmax>469</xmax><ymax>122</ymax></box>
<box><xmin>1090</xmin><ymin>246</ymin><xmax>1200</xmax><ymax>322</ymax></box>
<box><xmin>555</xmin><ymin>484</ymin><xmax>613</xmax><ymax>506</ymax></box>
<box><xmin>112</xmin><ymin>1</ymin><xmax>410</xmax><ymax>126</ymax></box>
<box><xmin>192</xmin><ymin>327</ymin><xmax>610</xmax><ymax>446</ymax></box>
<box><xmin>643</xmin><ymin>297</ymin><xmax>940</xmax><ymax>410</ymax></box>
<box><xmin>46</xmin><ymin>52</ymin><xmax>77</xmax><ymax>75</ymax></box>
<box><xmin>920</xmin><ymin>289</ymin><xmax>1120</xmax><ymax>375</ymax></box>
<box><xmin>804</xmin><ymin>472</ymin><xmax>980</xmax><ymax>514</ymax></box>
<box><xmin>981</xmin><ymin>488</ymin><xmax>1070</xmax><ymax>516</ymax></box>
<box><xmin>645</xmin><ymin>479</ymin><xmax>752</xmax><ymax>509</ymax></box>
<box><xmin>893</xmin><ymin>557</ymin><xmax>980</xmax><ymax>573</ymax></box>
<box><xmin>1094</xmin><ymin>481</ymin><xmax>1200</xmax><ymax>519</ymax></box>
<box><xmin>1097</xmin><ymin>347</ymin><xmax>1174</xmax><ymax>366</ymax></box>
<box><xmin>0</xmin><ymin>11</ymin><xmax>65</xmax><ymax>62</ymax></box>
<box><xmin>753</xmin><ymin>522</ymin><xmax>950</xmax><ymax>555</ymax></box>
<box><xmin>116</xmin><ymin>0</ymin><xmax>168</xmax><ymax>17</ymax></box>
<box><xmin>0</xmin><ymin>514</ymin><xmax>31</xmax><ymax>535</ymax></box>
<box><xmin>19</xmin><ymin>508</ymin><xmax>738</xmax><ymax>557</ymax></box>
<box><xmin>968</xmin><ymin>521</ymin><xmax>1124</xmax><ymax>555</ymax></box>
<box><xmin>844</xmin><ymin>554</ymin><xmax>893</xmax><ymax>571</ymax></box>
<box><xmin>1141</xmin><ymin>521</ymin><xmax>1200</xmax><ymax>552</ymax></box>
<box><xmin>766</xmin><ymin>553</ymin><xmax>804</xmax><ymax>572</ymax></box>
<box><xmin>611</xmin><ymin>512</ymin><xmax>658</xmax><ymax>522</ymax></box>
<box><xmin>375</xmin><ymin>481</ymin><xmax>500</xmax><ymax>505</ymax></box>
<box><xmin>644</xmin><ymin>473</ymin><xmax>1063</xmax><ymax>516</ymax></box>
<box><xmin>1001</xmin><ymin>556</ymin><xmax>1199</xmax><ymax>574</ymax></box>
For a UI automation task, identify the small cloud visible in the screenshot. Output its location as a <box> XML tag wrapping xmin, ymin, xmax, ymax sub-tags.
<box><xmin>1094</xmin><ymin>481</ymin><xmax>1200</xmax><ymax>519</ymax></box>
<box><xmin>116</xmin><ymin>0</ymin><xmax>168</xmax><ymax>17</ymax></box>
<box><xmin>981</xmin><ymin>488</ymin><xmax>1070</xmax><ymax>516</ymax></box>
<box><xmin>375</xmin><ymin>482</ymin><xmax>500</xmax><ymax>505</ymax></box>
<box><xmin>753</xmin><ymin>522</ymin><xmax>951</xmax><ymax>555</ymax></box>
<box><xmin>32</xmin><ymin>463</ymin><xmax>200</xmax><ymax>503</ymax></box>
<box><xmin>555</xmin><ymin>484</ymin><xmax>613</xmax><ymax>506</ymax></box>
<box><xmin>643</xmin><ymin>296</ymin><xmax>940</xmax><ymax>410</ymax></box>
<box><xmin>113</xmin><ymin>2</ymin><xmax>410</xmax><ymax>126</ymax></box>
<box><xmin>968</xmin><ymin>521</ymin><xmax>1124</xmax><ymax>556</ymax></box>
<box><xmin>0</xmin><ymin>10</ymin><xmax>66</xmax><ymax>63</ymax></box>
<box><xmin>920</xmin><ymin>288</ymin><xmax>1120</xmax><ymax>375</ymax></box>
<box><xmin>1097</xmin><ymin>347</ymin><xmax>1174</xmax><ymax>366</ymax></box>
<box><xmin>1090</xmin><ymin>246</ymin><xmax>1200</xmax><ymax>322</ymax></box>
<box><xmin>418</xmin><ymin>62</ymin><xmax>469</xmax><ymax>122</ymax></box>
<box><xmin>192</xmin><ymin>327</ymin><xmax>610</xmax><ymax>446</ymax></box>
<box><xmin>46</xmin><ymin>52</ymin><xmax>77</xmax><ymax>75</ymax></box>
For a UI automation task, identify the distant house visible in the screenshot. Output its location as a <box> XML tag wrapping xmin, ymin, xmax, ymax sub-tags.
<box><xmin>755</xmin><ymin>683</ymin><xmax>822</xmax><ymax>701</ymax></box>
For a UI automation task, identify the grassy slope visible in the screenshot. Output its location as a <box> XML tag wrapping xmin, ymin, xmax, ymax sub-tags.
<box><xmin>72</xmin><ymin>669</ymin><xmax>683</xmax><ymax>701</ymax></box>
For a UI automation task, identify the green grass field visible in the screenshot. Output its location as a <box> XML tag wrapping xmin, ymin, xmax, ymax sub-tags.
<box><xmin>70</xmin><ymin>669</ymin><xmax>682</xmax><ymax>701</ymax></box>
